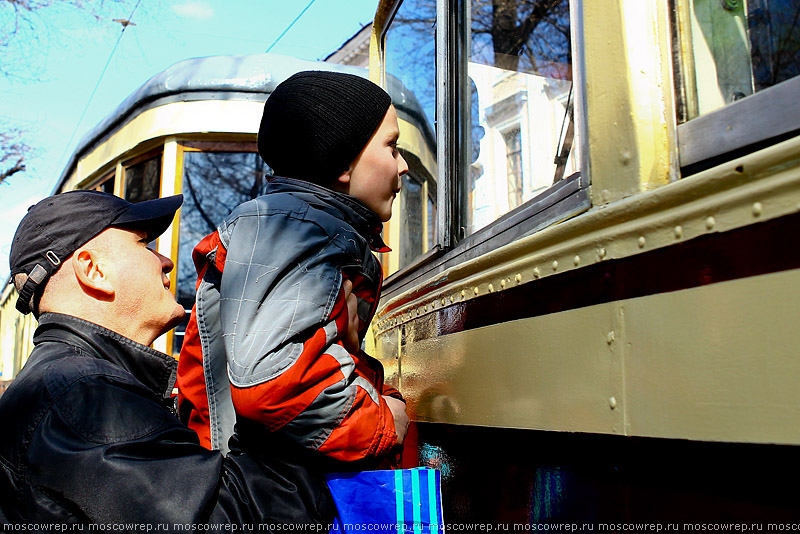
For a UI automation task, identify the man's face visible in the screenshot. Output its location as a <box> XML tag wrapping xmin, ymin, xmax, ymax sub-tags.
<box><xmin>342</xmin><ymin>105</ymin><xmax>409</xmax><ymax>222</ymax></box>
<box><xmin>100</xmin><ymin>227</ymin><xmax>185</xmax><ymax>339</ymax></box>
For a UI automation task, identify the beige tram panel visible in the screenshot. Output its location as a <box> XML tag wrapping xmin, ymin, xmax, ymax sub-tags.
<box><xmin>389</xmin><ymin>269</ymin><xmax>800</xmax><ymax>445</ymax></box>
<box><xmin>371</xmin><ymin>133</ymin><xmax>800</xmax><ymax>445</ymax></box>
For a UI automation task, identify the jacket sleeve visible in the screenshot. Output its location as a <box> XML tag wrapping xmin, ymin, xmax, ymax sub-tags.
<box><xmin>28</xmin><ymin>365</ymin><xmax>332</xmax><ymax>529</ymax></box>
<box><xmin>219</xmin><ymin>209</ymin><xmax>398</xmax><ymax>462</ymax></box>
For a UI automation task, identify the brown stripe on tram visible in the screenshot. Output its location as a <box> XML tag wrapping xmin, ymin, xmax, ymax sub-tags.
<box><xmin>403</xmin><ymin>209</ymin><xmax>800</xmax><ymax>342</ymax></box>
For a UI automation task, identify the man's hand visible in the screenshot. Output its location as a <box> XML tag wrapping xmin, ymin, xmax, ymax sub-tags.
<box><xmin>342</xmin><ymin>279</ymin><xmax>360</xmax><ymax>354</ymax></box>
<box><xmin>383</xmin><ymin>395</ymin><xmax>409</xmax><ymax>445</ymax></box>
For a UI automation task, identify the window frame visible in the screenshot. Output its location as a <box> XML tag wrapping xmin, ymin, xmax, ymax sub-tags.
<box><xmin>672</xmin><ymin>0</ymin><xmax>800</xmax><ymax>175</ymax></box>
<box><xmin>678</xmin><ymin>75</ymin><xmax>800</xmax><ymax>175</ymax></box>
<box><xmin>379</xmin><ymin>0</ymin><xmax>590</xmax><ymax>295</ymax></box>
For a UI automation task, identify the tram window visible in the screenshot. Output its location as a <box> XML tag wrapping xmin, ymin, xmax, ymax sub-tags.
<box><xmin>399</xmin><ymin>173</ymin><xmax>424</xmax><ymax>267</ymax></box>
<box><xmin>385</xmin><ymin>0</ymin><xmax>438</xmax><ymax>273</ymax></box>
<box><xmin>124</xmin><ymin>153</ymin><xmax>162</xmax><ymax>203</ymax></box>
<box><xmin>677</xmin><ymin>0</ymin><xmax>800</xmax><ymax>120</ymax></box>
<box><xmin>674</xmin><ymin>0</ymin><xmax>800</xmax><ymax>171</ymax></box>
<box><xmin>172</xmin><ymin>148</ymin><xmax>266</xmax><ymax>353</ymax></box>
<box><xmin>89</xmin><ymin>173</ymin><xmax>115</xmax><ymax>194</ymax></box>
<box><xmin>463</xmin><ymin>0</ymin><xmax>576</xmax><ymax>236</ymax></box>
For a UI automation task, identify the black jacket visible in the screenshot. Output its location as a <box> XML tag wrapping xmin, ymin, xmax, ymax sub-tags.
<box><xmin>0</xmin><ymin>313</ymin><xmax>333</xmax><ymax>529</ymax></box>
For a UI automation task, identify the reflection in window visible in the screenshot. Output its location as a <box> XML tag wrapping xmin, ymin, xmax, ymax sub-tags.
<box><xmin>395</xmin><ymin>150</ymin><xmax>437</xmax><ymax>271</ymax></box>
<box><xmin>465</xmin><ymin>0</ymin><xmax>576</xmax><ymax>236</ymax></box>
<box><xmin>682</xmin><ymin>0</ymin><xmax>800</xmax><ymax>118</ymax></box>
<box><xmin>400</xmin><ymin>175</ymin><xmax>423</xmax><ymax>267</ymax></box>
<box><xmin>90</xmin><ymin>173</ymin><xmax>115</xmax><ymax>194</ymax></box>
<box><xmin>125</xmin><ymin>155</ymin><xmax>161</xmax><ymax>203</ymax></box>
<box><xmin>503</xmin><ymin>127</ymin><xmax>523</xmax><ymax>210</ymax></box>
<box><xmin>173</xmin><ymin>150</ymin><xmax>266</xmax><ymax>353</ymax></box>
<box><xmin>385</xmin><ymin>0</ymin><xmax>438</xmax><ymax>272</ymax></box>
<box><xmin>387</xmin><ymin>0</ymin><xmax>437</xmax><ymax>134</ymax></box>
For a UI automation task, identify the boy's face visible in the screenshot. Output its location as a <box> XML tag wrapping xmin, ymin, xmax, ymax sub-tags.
<box><xmin>337</xmin><ymin>105</ymin><xmax>408</xmax><ymax>222</ymax></box>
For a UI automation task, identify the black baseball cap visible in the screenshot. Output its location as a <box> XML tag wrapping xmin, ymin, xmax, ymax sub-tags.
<box><xmin>9</xmin><ymin>190</ymin><xmax>183</xmax><ymax>315</ymax></box>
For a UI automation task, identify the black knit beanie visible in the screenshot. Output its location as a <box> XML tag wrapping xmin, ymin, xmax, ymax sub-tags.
<box><xmin>258</xmin><ymin>71</ymin><xmax>392</xmax><ymax>184</ymax></box>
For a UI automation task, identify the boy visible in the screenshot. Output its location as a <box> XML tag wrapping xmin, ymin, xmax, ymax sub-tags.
<box><xmin>177</xmin><ymin>71</ymin><xmax>410</xmax><ymax>466</ymax></box>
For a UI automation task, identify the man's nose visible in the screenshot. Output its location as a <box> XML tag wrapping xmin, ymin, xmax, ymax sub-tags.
<box><xmin>155</xmin><ymin>250</ymin><xmax>175</xmax><ymax>274</ymax></box>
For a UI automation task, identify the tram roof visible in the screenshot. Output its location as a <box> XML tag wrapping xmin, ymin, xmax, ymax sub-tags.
<box><xmin>56</xmin><ymin>53</ymin><xmax>434</xmax><ymax>192</ymax></box>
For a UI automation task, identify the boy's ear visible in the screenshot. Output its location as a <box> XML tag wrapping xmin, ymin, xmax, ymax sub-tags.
<box><xmin>333</xmin><ymin>167</ymin><xmax>352</xmax><ymax>195</ymax></box>
<box><xmin>72</xmin><ymin>248</ymin><xmax>115</xmax><ymax>298</ymax></box>
<box><xmin>335</xmin><ymin>167</ymin><xmax>352</xmax><ymax>186</ymax></box>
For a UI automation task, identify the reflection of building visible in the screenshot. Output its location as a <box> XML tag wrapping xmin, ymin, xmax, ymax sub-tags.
<box><xmin>468</xmin><ymin>63</ymin><xmax>576</xmax><ymax>234</ymax></box>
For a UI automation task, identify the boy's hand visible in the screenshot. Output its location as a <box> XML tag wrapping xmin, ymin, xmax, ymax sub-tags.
<box><xmin>342</xmin><ymin>279</ymin><xmax>360</xmax><ymax>354</ymax></box>
<box><xmin>383</xmin><ymin>395</ymin><xmax>409</xmax><ymax>445</ymax></box>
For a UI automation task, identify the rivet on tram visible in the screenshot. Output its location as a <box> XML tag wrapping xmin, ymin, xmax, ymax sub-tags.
<box><xmin>552</xmin><ymin>260</ymin><xmax>559</xmax><ymax>271</ymax></box>
<box><xmin>598</xmin><ymin>247</ymin><xmax>607</xmax><ymax>260</ymax></box>
<box><xmin>674</xmin><ymin>225</ymin><xmax>683</xmax><ymax>239</ymax></box>
<box><xmin>638</xmin><ymin>236</ymin><xmax>646</xmax><ymax>248</ymax></box>
<box><xmin>500</xmin><ymin>279</ymin><xmax>506</xmax><ymax>289</ymax></box>
<box><xmin>706</xmin><ymin>216</ymin><xmax>716</xmax><ymax>230</ymax></box>
<box><xmin>533</xmin><ymin>267</ymin><xmax>541</xmax><ymax>279</ymax></box>
<box><xmin>515</xmin><ymin>273</ymin><xmax>522</xmax><ymax>284</ymax></box>
<box><xmin>473</xmin><ymin>286</ymin><xmax>480</xmax><ymax>295</ymax></box>
<box><xmin>609</xmin><ymin>397</ymin><xmax>618</xmax><ymax>409</ymax></box>
<box><xmin>752</xmin><ymin>202</ymin><xmax>763</xmax><ymax>217</ymax></box>
<box><xmin>488</xmin><ymin>283</ymin><xmax>494</xmax><ymax>293</ymax></box>
<box><xmin>573</xmin><ymin>255</ymin><xmax>580</xmax><ymax>266</ymax></box>
<box><xmin>607</xmin><ymin>331</ymin><xmax>615</xmax><ymax>344</ymax></box>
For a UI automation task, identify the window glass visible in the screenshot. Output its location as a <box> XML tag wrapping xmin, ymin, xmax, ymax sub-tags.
<box><xmin>385</xmin><ymin>0</ymin><xmax>438</xmax><ymax>272</ymax></box>
<box><xmin>172</xmin><ymin>150</ymin><xmax>267</xmax><ymax>353</ymax></box>
<box><xmin>124</xmin><ymin>155</ymin><xmax>161</xmax><ymax>203</ymax></box>
<box><xmin>90</xmin><ymin>173</ymin><xmax>115</xmax><ymax>194</ymax></box>
<box><xmin>399</xmin><ymin>173</ymin><xmax>423</xmax><ymax>267</ymax></box>
<box><xmin>464</xmin><ymin>0</ymin><xmax>576</xmax><ymax>236</ymax></box>
<box><xmin>682</xmin><ymin>0</ymin><xmax>800</xmax><ymax>118</ymax></box>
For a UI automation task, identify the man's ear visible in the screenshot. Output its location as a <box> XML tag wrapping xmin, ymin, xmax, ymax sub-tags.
<box><xmin>72</xmin><ymin>248</ymin><xmax>114</xmax><ymax>298</ymax></box>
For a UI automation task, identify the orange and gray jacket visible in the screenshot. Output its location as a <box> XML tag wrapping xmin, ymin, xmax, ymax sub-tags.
<box><xmin>177</xmin><ymin>176</ymin><xmax>402</xmax><ymax>461</ymax></box>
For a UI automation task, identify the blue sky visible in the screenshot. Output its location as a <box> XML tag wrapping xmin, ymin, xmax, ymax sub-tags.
<box><xmin>0</xmin><ymin>0</ymin><xmax>378</xmax><ymax>281</ymax></box>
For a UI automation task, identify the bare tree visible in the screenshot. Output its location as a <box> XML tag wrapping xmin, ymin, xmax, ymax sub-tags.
<box><xmin>0</xmin><ymin>123</ymin><xmax>30</xmax><ymax>186</ymax></box>
<box><xmin>387</xmin><ymin>0</ymin><xmax>571</xmax><ymax>125</ymax></box>
<box><xmin>1</xmin><ymin>0</ymin><xmax>140</xmax><ymax>185</ymax></box>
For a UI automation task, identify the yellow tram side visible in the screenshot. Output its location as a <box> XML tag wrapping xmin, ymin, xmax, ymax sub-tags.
<box><xmin>368</xmin><ymin>0</ymin><xmax>800</xmax><ymax>522</ymax></box>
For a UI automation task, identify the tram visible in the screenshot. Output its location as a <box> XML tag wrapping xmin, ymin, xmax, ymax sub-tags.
<box><xmin>0</xmin><ymin>53</ymin><xmax>434</xmax><ymax>364</ymax></box>
<box><xmin>368</xmin><ymin>0</ymin><xmax>800</xmax><ymax>523</ymax></box>
<box><xmin>1</xmin><ymin>0</ymin><xmax>799</xmax><ymax>523</ymax></box>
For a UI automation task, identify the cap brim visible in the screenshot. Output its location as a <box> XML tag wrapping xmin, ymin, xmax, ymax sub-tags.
<box><xmin>113</xmin><ymin>194</ymin><xmax>183</xmax><ymax>241</ymax></box>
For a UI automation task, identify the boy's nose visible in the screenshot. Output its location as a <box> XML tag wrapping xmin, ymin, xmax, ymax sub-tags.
<box><xmin>397</xmin><ymin>152</ymin><xmax>409</xmax><ymax>176</ymax></box>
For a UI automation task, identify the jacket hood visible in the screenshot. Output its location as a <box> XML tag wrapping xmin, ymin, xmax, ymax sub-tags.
<box><xmin>32</xmin><ymin>313</ymin><xmax>178</xmax><ymax>400</ymax></box>
<box><xmin>264</xmin><ymin>176</ymin><xmax>390</xmax><ymax>253</ymax></box>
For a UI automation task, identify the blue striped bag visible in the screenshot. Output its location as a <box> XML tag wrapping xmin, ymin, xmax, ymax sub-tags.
<box><xmin>326</xmin><ymin>468</ymin><xmax>444</xmax><ymax>534</ymax></box>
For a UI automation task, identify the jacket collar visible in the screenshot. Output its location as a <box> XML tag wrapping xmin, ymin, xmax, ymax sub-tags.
<box><xmin>265</xmin><ymin>176</ymin><xmax>391</xmax><ymax>253</ymax></box>
<box><xmin>32</xmin><ymin>313</ymin><xmax>177</xmax><ymax>400</ymax></box>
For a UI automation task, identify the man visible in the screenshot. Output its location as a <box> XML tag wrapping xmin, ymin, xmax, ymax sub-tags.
<box><xmin>0</xmin><ymin>191</ymin><xmax>334</xmax><ymax>528</ymax></box>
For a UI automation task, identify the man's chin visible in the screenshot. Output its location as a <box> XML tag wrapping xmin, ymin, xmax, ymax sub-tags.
<box><xmin>159</xmin><ymin>307</ymin><xmax>187</xmax><ymax>337</ymax></box>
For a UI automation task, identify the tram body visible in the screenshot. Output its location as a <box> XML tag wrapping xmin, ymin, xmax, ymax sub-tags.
<box><xmin>1</xmin><ymin>0</ymin><xmax>799</xmax><ymax>522</ymax></box>
<box><xmin>368</xmin><ymin>0</ymin><xmax>800</xmax><ymax>522</ymax></box>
